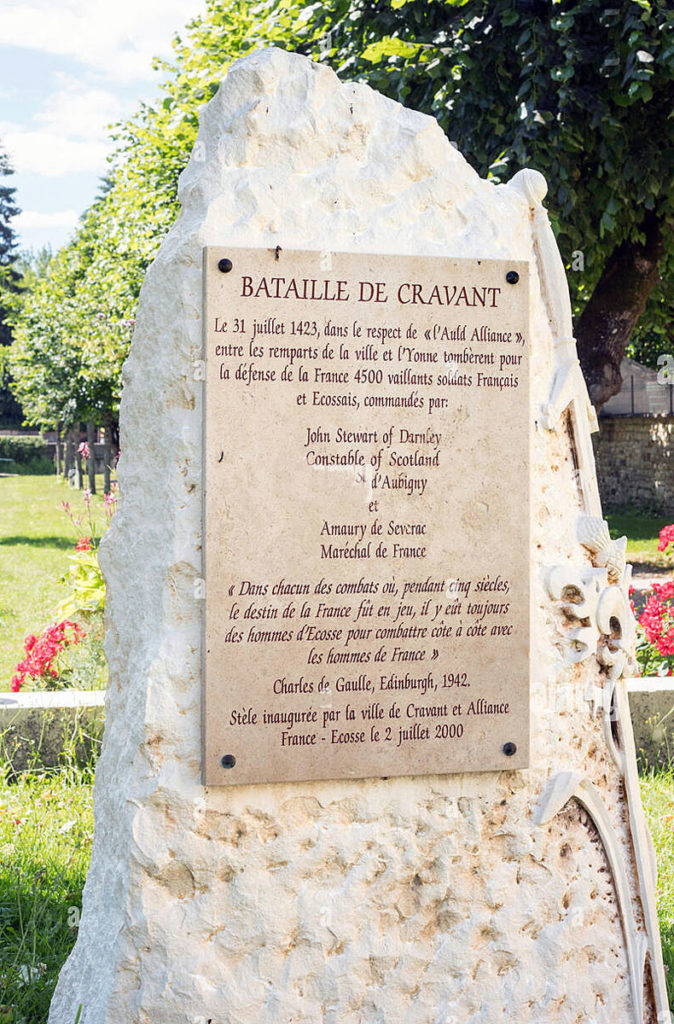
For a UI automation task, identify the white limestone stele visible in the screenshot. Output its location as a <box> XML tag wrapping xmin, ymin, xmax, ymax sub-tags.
<box><xmin>48</xmin><ymin>49</ymin><xmax>668</xmax><ymax>1024</ymax></box>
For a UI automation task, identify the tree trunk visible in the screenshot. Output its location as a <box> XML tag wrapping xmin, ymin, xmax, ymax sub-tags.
<box><xmin>55</xmin><ymin>423</ymin><xmax>61</xmax><ymax>478</ymax></box>
<box><xmin>103</xmin><ymin>411</ymin><xmax>112</xmax><ymax>494</ymax></box>
<box><xmin>65</xmin><ymin>428</ymin><xmax>74</xmax><ymax>485</ymax></box>
<box><xmin>74</xmin><ymin>426</ymin><xmax>83</xmax><ymax>490</ymax></box>
<box><xmin>576</xmin><ymin>211</ymin><xmax>664</xmax><ymax>411</ymax></box>
<box><xmin>87</xmin><ymin>418</ymin><xmax>96</xmax><ymax>495</ymax></box>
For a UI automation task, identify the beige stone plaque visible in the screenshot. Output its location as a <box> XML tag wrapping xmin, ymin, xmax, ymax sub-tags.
<box><xmin>203</xmin><ymin>247</ymin><xmax>529</xmax><ymax>785</ymax></box>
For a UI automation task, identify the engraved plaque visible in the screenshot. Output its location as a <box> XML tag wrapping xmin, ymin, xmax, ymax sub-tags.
<box><xmin>203</xmin><ymin>247</ymin><xmax>530</xmax><ymax>785</ymax></box>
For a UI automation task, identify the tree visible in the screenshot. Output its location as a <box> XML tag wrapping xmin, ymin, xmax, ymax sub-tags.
<box><xmin>7</xmin><ymin>1</ymin><xmax>286</xmax><ymax>441</ymax></box>
<box><xmin>19</xmin><ymin>0</ymin><xmax>669</xmax><ymax>433</ymax></box>
<box><xmin>0</xmin><ymin>143</ymin><xmax>21</xmax><ymax>425</ymax></box>
<box><xmin>8</xmin><ymin>204</ymin><xmax>133</xmax><ymax>435</ymax></box>
<box><xmin>292</xmin><ymin>0</ymin><xmax>673</xmax><ymax>408</ymax></box>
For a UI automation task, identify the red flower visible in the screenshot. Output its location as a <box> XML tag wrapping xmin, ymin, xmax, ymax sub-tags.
<box><xmin>11</xmin><ymin>621</ymin><xmax>86</xmax><ymax>691</ymax></box>
<box><xmin>653</xmin><ymin>580</ymin><xmax>674</xmax><ymax>602</ymax></box>
<box><xmin>656</xmin><ymin>629</ymin><xmax>674</xmax><ymax>658</ymax></box>
<box><xmin>639</xmin><ymin>594</ymin><xmax>666</xmax><ymax>643</ymax></box>
<box><xmin>76</xmin><ymin>537</ymin><xmax>91</xmax><ymax>552</ymax></box>
<box><xmin>657</xmin><ymin>524</ymin><xmax>674</xmax><ymax>553</ymax></box>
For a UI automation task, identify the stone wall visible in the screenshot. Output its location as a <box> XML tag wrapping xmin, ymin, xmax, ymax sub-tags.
<box><xmin>594</xmin><ymin>414</ymin><xmax>674</xmax><ymax>513</ymax></box>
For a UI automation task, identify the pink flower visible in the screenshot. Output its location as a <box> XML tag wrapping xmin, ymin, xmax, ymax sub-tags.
<box><xmin>639</xmin><ymin>594</ymin><xmax>666</xmax><ymax>643</ymax></box>
<box><xmin>78</xmin><ymin>442</ymin><xmax>90</xmax><ymax>459</ymax></box>
<box><xmin>656</xmin><ymin>629</ymin><xmax>674</xmax><ymax>658</ymax></box>
<box><xmin>11</xmin><ymin>620</ymin><xmax>86</xmax><ymax>691</ymax></box>
<box><xmin>657</xmin><ymin>524</ymin><xmax>674</xmax><ymax>553</ymax></box>
<box><xmin>654</xmin><ymin>581</ymin><xmax>674</xmax><ymax>601</ymax></box>
<box><xmin>76</xmin><ymin>537</ymin><xmax>91</xmax><ymax>552</ymax></box>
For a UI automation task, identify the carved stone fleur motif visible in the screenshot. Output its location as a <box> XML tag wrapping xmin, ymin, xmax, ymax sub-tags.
<box><xmin>545</xmin><ymin>561</ymin><xmax>636</xmax><ymax>682</ymax></box>
<box><xmin>577</xmin><ymin>513</ymin><xmax>627</xmax><ymax>584</ymax></box>
<box><xmin>545</xmin><ymin>512</ymin><xmax>634</xmax><ymax>681</ymax></box>
<box><xmin>525</xmin><ymin>159</ymin><xmax>669</xmax><ymax>1023</ymax></box>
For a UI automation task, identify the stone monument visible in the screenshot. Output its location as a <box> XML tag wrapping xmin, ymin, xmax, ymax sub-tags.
<box><xmin>49</xmin><ymin>48</ymin><xmax>669</xmax><ymax>1024</ymax></box>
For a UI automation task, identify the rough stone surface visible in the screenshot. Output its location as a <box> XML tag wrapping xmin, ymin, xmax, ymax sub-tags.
<box><xmin>594</xmin><ymin>414</ymin><xmax>674</xmax><ymax>514</ymax></box>
<box><xmin>48</xmin><ymin>49</ymin><xmax>659</xmax><ymax>1024</ymax></box>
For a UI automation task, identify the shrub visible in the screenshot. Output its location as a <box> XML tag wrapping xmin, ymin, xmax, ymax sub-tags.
<box><xmin>0</xmin><ymin>436</ymin><xmax>53</xmax><ymax>475</ymax></box>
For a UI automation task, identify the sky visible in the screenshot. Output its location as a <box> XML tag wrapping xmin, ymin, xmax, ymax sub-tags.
<box><xmin>0</xmin><ymin>0</ymin><xmax>208</xmax><ymax>255</ymax></box>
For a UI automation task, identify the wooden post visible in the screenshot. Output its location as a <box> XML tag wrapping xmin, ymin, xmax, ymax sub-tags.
<box><xmin>74</xmin><ymin>425</ymin><xmax>83</xmax><ymax>490</ymax></box>
<box><xmin>65</xmin><ymin>428</ymin><xmax>74</xmax><ymax>486</ymax></box>
<box><xmin>87</xmin><ymin>419</ymin><xmax>96</xmax><ymax>495</ymax></box>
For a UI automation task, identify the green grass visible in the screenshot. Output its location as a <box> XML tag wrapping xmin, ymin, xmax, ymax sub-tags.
<box><xmin>607</xmin><ymin>510</ymin><xmax>672</xmax><ymax>565</ymax></box>
<box><xmin>640</xmin><ymin>766</ymin><xmax>674</xmax><ymax>1009</ymax></box>
<box><xmin>0</xmin><ymin>477</ymin><xmax>106</xmax><ymax>691</ymax></box>
<box><xmin>0</xmin><ymin>763</ymin><xmax>94</xmax><ymax>1023</ymax></box>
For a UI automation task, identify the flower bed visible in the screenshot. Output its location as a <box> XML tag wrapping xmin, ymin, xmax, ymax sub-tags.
<box><xmin>634</xmin><ymin>526</ymin><xmax>674</xmax><ymax>678</ymax></box>
<box><xmin>10</xmin><ymin>478</ymin><xmax>116</xmax><ymax>695</ymax></box>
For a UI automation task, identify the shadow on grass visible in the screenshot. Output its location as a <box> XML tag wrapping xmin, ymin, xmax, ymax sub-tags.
<box><xmin>0</xmin><ymin>537</ymin><xmax>74</xmax><ymax>551</ymax></box>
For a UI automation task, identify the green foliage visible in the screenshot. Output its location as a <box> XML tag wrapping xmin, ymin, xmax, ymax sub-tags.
<box><xmin>0</xmin><ymin>145</ymin><xmax>21</xmax><ymax>425</ymax></box>
<box><xmin>10</xmin><ymin>0</ymin><xmax>673</xmax><ymax>421</ymax></box>
<box><xmin>627</xmin><ymin>327</ymin><xmax>673</xmax><ymax>371</ymax></box>
<box><xmin>8</xmin><ymin>219</ymin><xmax>132</xmax><ymax>431</ymax></box>
<box><xmin>0</xmin><ymin>148</ymin><xmax>19</xmax><ymax>268</ymax></box>
<box><xmin>299</xmin><ymin>0</ymin><xmax>674</xmax><ymax>337</ymax></box>
<box><xmin>0</xmin><ymin>437</ymin><xmax>46</xmax><ymax>464</ymax></box>
<box><xmin>6</xmin><ymin>1</ymin><xmax>305</xmax><ymax>432</ymax></box>
<box><xmin>0</xmin><ymin>436</ymin><xmax>52</xmax><ymax>474</ymax></box>
<box><xmin>57</xmin><ymin>551</ymin><xmax>105</xmax><ymax>619</ymax></box>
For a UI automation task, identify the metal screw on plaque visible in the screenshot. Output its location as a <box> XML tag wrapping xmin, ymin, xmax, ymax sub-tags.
<box><xmin>218</xmin><ymin>258</ymin><xmax>233</xmax><ymax>273</ymax></box>
<box><xmin>221</xmin><ymin>754</ymin><xmax>236</xmax><ymax>769</ymax></box>
<box><xmin>502</xmin><ymin>742</ymin><xmax>517</xmax><ymax>757</ymax></box>
<box><xmin>505</xmin><ymin>270</ymin><xmax>519</xmax><ymax>285</ymax></box>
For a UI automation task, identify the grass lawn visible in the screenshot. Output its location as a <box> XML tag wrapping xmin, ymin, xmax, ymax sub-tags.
<box><xmin>640</xmin><ymin>767</ymin><xmax>674</xmax><ymax>1008</ymax></box>
<box><xmin>606</xmin><ymin>510</ymin><xmax>673</xmax><ymax>566</ymax></box>
<box><xmin>0</xmin><ymin>764</ymin><xmax>94</xmax><ymax>1023</ymax></box>
<box><xmin>0</xmin><ymin>476</ymin><xmax>107</xmax><ymax>692</ymax></box>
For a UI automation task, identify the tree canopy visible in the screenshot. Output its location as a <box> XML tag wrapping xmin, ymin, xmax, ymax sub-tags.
<box><xmin>7</xmin><ymin>0</ymin><xmax>289</xmax><ymax>433</ymax></box>
<box><xmin>298</xmin><ymin>0</ymin><xmax>673</xmax><ymax>406</ymax></box>
<box><xmin>8</xmin><ymin>0</ymin><xmax>673</xmax><ymax>424</ymax></box>
<box><xmin>0</xmin><ymin>143</ymin><xmax>21</xmax><ymax>425</ymax></box>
